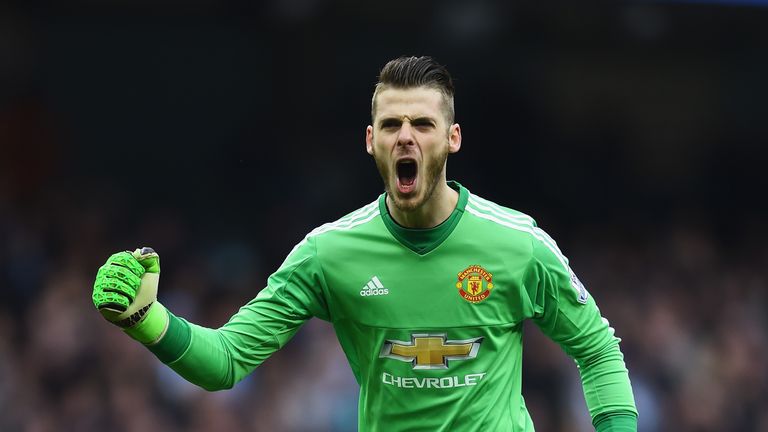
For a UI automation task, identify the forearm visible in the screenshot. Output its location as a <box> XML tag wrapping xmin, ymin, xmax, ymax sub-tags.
<box><xmin>161</xmin><ymin>315</ymin><xmax>237</xmax><ymax>391</ymax></box>
<box><xmin>143</xmin><ymin>309</ymin><xmax>281</xmax><ymax>391</ymax></box>
<box><xmin>142</xmin><ymin>291</ymin><xmax>306</xmax><ymax>390</ymax></box>
<box><xmin>578</xmin><ymin>340</ymin><xmax>638</xmax><ymax>427</ymax></box>
<box><xmin>594</xmin><ymin>411</ymin><xmax>637</xmax><ymax>432</ymax></box>
<box><xmin>144</xmin><ymin>310</ymin><xmax>234</xmax><ymax>391</ymax></box>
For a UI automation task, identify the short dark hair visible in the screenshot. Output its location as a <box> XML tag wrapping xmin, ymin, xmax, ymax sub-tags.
<box><xmin>371</xmin><ymin>56</ymin><xmax>455</xmax><ymax>123</ymax></box>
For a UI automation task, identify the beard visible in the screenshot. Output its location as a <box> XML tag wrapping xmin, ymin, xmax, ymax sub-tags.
<box><xmin>373</xmin><ymin>143</ymin><xmax>449</xmax><ymax>213</ymax></box>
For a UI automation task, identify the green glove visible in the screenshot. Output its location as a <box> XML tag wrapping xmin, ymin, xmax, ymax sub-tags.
<box><xmin>92</xmin><ymin>247</ymin><xmax>169</xmax><ymax>344</ymax></box>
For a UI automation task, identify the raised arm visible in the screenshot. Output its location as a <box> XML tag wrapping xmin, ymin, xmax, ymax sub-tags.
<box><xmin>92</xmin><ymin>238</ymin><xmax>329</xmax><ymax>391</ymax></box>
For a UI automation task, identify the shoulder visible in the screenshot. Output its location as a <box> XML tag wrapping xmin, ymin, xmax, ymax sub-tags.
<box><xmin>309</xmin><ymin>199</ymin><xmax>381</xmax><ymax>239</ymax></box>
<box><xmin>463</xmin><ymin>189</ymin><xmax>587</xmax><ymax>301</ymax></box>
<box><xmin>463</xmin><ymin>191</ymin><xmax>567</xmax><ymax>262</ymax></box>
<box><xmin>464</xmin><ymin>191</ymin><xmax>539</xmax><ymax>238</ymax></box>
<box><xmin>287</xmin><ymin>199</ymin><xmax>381</xmax><ymax>256</ymax></box>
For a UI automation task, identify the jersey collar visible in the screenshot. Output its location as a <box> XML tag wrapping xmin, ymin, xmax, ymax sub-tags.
<box><xmin>378</xmin><ymin>181</ymin><xmax>469</xmax><ymax>255</ymax></box>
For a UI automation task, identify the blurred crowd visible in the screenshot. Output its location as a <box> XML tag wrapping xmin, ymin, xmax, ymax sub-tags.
<box><xmin>1</xmin><ymin>2</ymin><xmax>767</xmax><ymax>431</ymax></box>
<box><xmin>1</xmin><ymin>175</ymin><xmax>766</xmax><ymax>432</ymax></box>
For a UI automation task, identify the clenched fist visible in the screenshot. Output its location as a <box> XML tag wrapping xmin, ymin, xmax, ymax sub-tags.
<box><xmin>93</xmin><ymin>247</ymin><xmax>168</xmax><ymax>343</ymax></box>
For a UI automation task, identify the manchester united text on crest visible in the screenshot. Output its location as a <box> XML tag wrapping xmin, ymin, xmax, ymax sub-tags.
<box><xmin>456</xmin><ymin>265</ymin><xmax>494</xmax><ymax>304</ymax></box>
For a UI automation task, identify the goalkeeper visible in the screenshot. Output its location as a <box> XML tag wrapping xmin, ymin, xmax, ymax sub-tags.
<box><xmin>93</xmin><ymin>56</ymin><xmax>637</xmax><ymax>431</ymax></box>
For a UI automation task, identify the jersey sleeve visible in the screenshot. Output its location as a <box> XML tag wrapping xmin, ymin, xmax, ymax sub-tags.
<box><xmin>147</xmin><ymin>236</ymin><xmax>330</xmax><ymax>391</ymax></box>
<box><xmin>522</xmin><ymin>230</ymin><xmax>638</xmax><ymax>425</ymax></box>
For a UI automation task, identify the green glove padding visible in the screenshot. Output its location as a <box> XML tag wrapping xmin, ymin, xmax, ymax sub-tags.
<box><xmin>93</xmin><ymin>247</ymin><xmax>169</xmax><ymax>344</ymax></box>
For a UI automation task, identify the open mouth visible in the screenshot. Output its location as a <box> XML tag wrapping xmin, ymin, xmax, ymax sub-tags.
<box><xmin>396</xmin><ymin>159</ymin><xmax>418</xmax><ymax>194</ymax></box>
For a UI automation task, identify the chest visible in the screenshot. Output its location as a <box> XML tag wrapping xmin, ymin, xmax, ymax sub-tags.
<box><xmin>320</xmin><ymin>235</ymin><xmax>531</xmax><ymax>328</ymax></box>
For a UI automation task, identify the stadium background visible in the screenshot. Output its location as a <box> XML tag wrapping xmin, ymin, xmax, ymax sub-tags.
<box><xmin>1</xmin><ymin>1</ymin><xmax>767</xmax><ymax>431</ymax></box>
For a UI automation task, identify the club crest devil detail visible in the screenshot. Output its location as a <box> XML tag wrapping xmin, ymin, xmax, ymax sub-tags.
<box><xmin>456</xmin><ymin>265</ymin><xmax>494</xmax><ymax>303</ymax></box>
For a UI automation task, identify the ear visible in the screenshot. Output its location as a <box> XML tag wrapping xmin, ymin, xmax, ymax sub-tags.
<box><xmin>448</xmin><ymin>123</ymin><xmax>462</xmax><ymax>154</ymax></box>
<box><xmin>366</xmin><ymin>125</ymin><xmax>374</xmax><ymax>155</ymax></box>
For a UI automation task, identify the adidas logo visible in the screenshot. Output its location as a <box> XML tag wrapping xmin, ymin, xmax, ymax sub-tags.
<box><xmin>360</xmin><ymin>276</ymin><xmax>389</xmax><ymax>296</ymax></box>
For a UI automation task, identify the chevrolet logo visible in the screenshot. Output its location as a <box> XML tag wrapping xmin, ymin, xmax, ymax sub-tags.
<box><xmin>379</xmin><ymin>333</ymin><xmax>483</xmax><ymax>370</ymax></box>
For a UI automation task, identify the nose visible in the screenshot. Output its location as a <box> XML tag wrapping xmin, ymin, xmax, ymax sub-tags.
<box><xmin>396</xmin><ymin>122</ymin><xmax>415</xmax><ymax>147</ymax></box>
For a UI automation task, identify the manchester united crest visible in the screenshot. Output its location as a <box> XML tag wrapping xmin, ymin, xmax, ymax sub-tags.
<box><xmin>456</xmin><ymin>265</ymin><xmax>494</xmax><ymax>303</ymax></box>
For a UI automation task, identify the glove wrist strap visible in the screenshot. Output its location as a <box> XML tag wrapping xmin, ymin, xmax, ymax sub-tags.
<box><xmin>124</xmin><ymin>302</ymin><xmax>169</xmax><ymax>344</ymax></box>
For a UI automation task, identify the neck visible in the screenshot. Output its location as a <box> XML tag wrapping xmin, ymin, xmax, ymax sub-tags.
<box><xmin>386</xmin><ymin>181</ymin><xmax>458</xmax><ymax>229</ymax></box>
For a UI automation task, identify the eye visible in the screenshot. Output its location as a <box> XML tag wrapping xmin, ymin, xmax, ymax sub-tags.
<box><xmin>379</xmin><ymin>119</ymin><xmax>401</xmax><ymax>130</ymax></box>
<box><xmin>411</xmin><ymin>119</ymin><xmax>436</xmax><ymax>130</ymax></box>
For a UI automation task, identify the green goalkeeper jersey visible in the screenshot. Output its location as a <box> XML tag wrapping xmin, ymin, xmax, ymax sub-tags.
<box><xmin>150</xmin><ymin>181</ymin><xmax>637</xmax><ymax>431</ymax></box>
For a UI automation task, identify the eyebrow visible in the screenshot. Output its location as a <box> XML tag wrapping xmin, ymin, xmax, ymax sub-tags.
<box><xmin>409</xmin><ymin>117</ymin><xmax>436</xmax><ymax>126</ymax></box>
<box><xmin>378</xmin><ymin>116</ymin><xmax>437</xmax><ymax>128</ymax></box>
